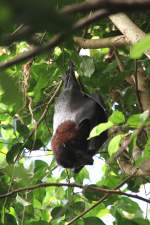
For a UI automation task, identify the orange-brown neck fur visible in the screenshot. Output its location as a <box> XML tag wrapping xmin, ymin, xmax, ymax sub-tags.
<box><xmin>51</xmin><ymin>120</ymin><xmax>78</xmax><ymax>153</ymax></box>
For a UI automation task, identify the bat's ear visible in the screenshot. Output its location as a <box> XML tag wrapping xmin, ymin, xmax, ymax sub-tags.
<box><xmin>78</xmin><ymin>119</ymin><xmax>90</xmax><ymax>139</ymax></box>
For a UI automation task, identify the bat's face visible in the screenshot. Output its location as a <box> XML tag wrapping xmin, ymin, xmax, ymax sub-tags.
<box><xmin>52</xmin><ymin>120</ymin><xmax>94</xmax><ymax>170</ymax></box>
<box><xmin>56</xmin><ymin>140</ymin><xmax>94</xmax><ymax>169</ymax></box>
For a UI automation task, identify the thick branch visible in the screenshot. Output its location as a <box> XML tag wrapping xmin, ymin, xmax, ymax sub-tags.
<box><xmin>5</xmin><ymin>0</ymin><xmax>150</xmax><ymax>46</ymax></box>
<box><xmin>0</xmin><ymin>9</ymin><xmax>109</xmax><ymax>69</ymax></box>
<box><xmin>0</xmin><ymin>33</ymin><xmax>63</xmax><ymax>69</ymax></box>
<box><xmin>61</xmin><ymin>0</ymin><xmax>150</xmax><ymax>15</ymax></box>
<box><xmin>73</xmin><ymin>9</ymin><xmax>109</xmax><ymax>30</ymax></box>
<box><xmin>74</xmin><ymin>35</ymin><xmax>129</xmax><ymax>49</ymax></box>
<box><xmin>2</xmin><ymin>5</ymin><xmax>150</xmax><ymax>69</ymax></box>
<box><xmin>109</xmin><ymin>13</ymin><xmax>150</xmax><ymax>58</ymax></box>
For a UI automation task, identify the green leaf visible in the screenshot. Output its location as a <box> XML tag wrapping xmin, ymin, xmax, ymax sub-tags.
<box><xmin>25</xmin><ymin>138</ymin><xmax>43</xmax><ymax>150</ymax></box>
<box><xmin>0</xmin><ymin>71</ymin><xmax>23</xmax><ymax>109</ymax></box>
<box><xmin>89</xmin><ymin>121</ymin><xmax>113</xmax><ymax>139</ymax></box>
<box><xmin>16</xmin><ymin>119</ymin><xmax>30</xmax><ymax>138</ymax></box>
<box><xmin>109</xmin><ymin>110</ymin><xmax>125</xmax><ymax>125</ymax></box>
<box><xmin>33</xmin><ymin>198</ymin><xmax>42</xmax><ymax>209</ymax></box>
<box><xmin>4</xmin><ymin>213</ymin><xmax>17</xmax><ymax>225</ymax></box>
<box><xmin>34</xmin><ymin>160</ymin><xmax>48</xmax><ymax>172</ymax></box>
<box><xmin>6</xmin><ymin>143</ymin><xmax>24</xmax><ymax>164</ymax></box>
<box><xmin>74</xmin><ymin>167</ymin><xmax>89</xmax><ymax>184</ymax></box>
<box><xmin>55</xmin><ymin>186</ymin><xmax>65</xmax><ymax>200</ymax></box>
<box><xmin>135</xmin><ymin>135</ymin><xmax>150</xmax><ymax>166</ymax></box>
<box><xmin>0</xmin><ymin>113</ymin><xmax>10</xmax><ymax>121</ymax></box>
<box><xmin>108</xmin><ymin>134</ymin><xmax>124</xmax><ymax>157</ymax></box>
<box><xmin>83</xmin><ymin>185</ymin><xmax>105</xmax><ymax>201</ymax></box>
<box><xmin>80</xmin><ymin>56</ymin><xmax>95</xmax><ymax>78</ymax></box>
<box><xmin>112</xmin><ymin>197</ymin><xmax>143</xmax><ymax>219</ymax></box>
<box><xmin>0</xmin><ymin>103</ymin><xmax>8</xmax><ymax>112</ymax></box>
<box><xmin>128</xmin><ymin>111</ymin><xmax>150</xmax><ymax>128</ymax></box>
<box><xmin>33</xmin><ymin>160</ymin><xmax>48</xmax><ymax>181</ymax></box>
<box><xmin>130</xmin><ymin>34</ymin><xmax>150</xmax><ymax>59</ymax></box>
<box><xmin>127</xmin><ymin>114</ymin><xmax>141</xmax><ymax>128</ymax></box>
<box><xmin>72</xmin><ymin>201</ymin><xmax>85</xmax><ymax>214</ymax></box>
<box><xmin>115</xmin><ymin>211</ymin><xmax>137</xmax><ymax>225</ymax></box>
<box><xmin>83</xmin><ymin>217</ymin><xmax>106</xmax><ymax>225</ymax></box>
<box><xmin>28</xmin><ymin>221</ymin><xmax>49</xmax><ymax>225</ymax></box>
<box><xmin>51</xmin><ymin>206</ymin><xmax>65</xmax><ymax>219</ymax></box>
<box><xmin>133</xmin><ymin>218</ymin><xmax>150</xmax><ymax>225</ymax></box>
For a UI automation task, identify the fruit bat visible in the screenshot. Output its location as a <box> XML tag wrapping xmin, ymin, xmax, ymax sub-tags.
<box><xmin>51</xmin><ymin>62</ymin><xmax>107</xmax><ymax>173</ymax></box>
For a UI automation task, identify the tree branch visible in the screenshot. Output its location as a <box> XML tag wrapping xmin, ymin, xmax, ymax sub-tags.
<box><xmin>14</xmin><ymin>80</ymin><xmax>62</xmax><ymax>161</ymax></box>
<box><xmin>0</xmin><ymin>33</ymin><xmax>63</xmax><ymax>69</ymax></box>
<box><xmin>0</xmin><ymin>182</ymin><xmax>82</xmax><ymax>198</ymax></box>
<box><xmin>136</xmin><ymin>68</ymin><xmax>150</xmax><ymax>111</ymax></box>
<box><xmin>2</xmin><ymin>5</ymin><xmax>150</xmax><ymax>69</ymax></box>
<box><xmin>0</xmin><ymin>180</ymin><xmax>149</xmax><ymax>206</ymax></box>
<box><xmin>109</xmin><ymin>13</ymin><xmax>150</xmax><ymax>58</ymax></box>
<box><xmin>6</xmin><ymin>0</ymin><xmax>150</xmax><ymax>46</ymax></box>
<box><xmin>74</xmin><ymin>35</ymin><xmax>129</xmax><ymax>49</ymax></box>
<box><xmin>73</xmin><ymin>9</ymin><xmax>109</xmax><ymax>30</ymax></box>
<box><xmin>0</xmin><ymin>9</ymin><xmax>109</xmax><ymax>69</ymax></box>
<box><xmin>67</xmin><ymin>171</ymin><xmax>139</xmax><ymax>225</ymax></box>
<box><xmin>61</xmin><ymin>0</ymin><xmax>150</xmax><ymax>15</ymax></box>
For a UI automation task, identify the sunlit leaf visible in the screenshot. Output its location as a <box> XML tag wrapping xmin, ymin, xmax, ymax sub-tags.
<box><xmin>109</xmin><ymin>110</ymin><xmax>125</xmax><ymax>125</ymax></box>
<box><xmin>0</xmin><ymin>72</ymin><xmax>23</xmax><ymax>109</ymax></box>
<box><xmin>80</xmin><ymin>56</ymin><xmax>95</xmax><ymax>77</ymax></box>
<box><xmin>127</xmin><ymin>114</ymin><xmax>141</xmax><ymax>128</ymax></box>
<box><xmin>89</xmin><ymin>121</ymin><xmax>113</xmax><ymax>139</ymax></box>
<box><xmin>108</xmin><ymin>134</ymin><xmax>124</xmax><ymax>157</ymax></box>
<box><xmin>130</xmin><ymin>34</ymin><xmax>150</xmax><ymax>59</ymax></box>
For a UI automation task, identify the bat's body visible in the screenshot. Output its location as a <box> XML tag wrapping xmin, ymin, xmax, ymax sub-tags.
<box><xmin>51</xmin><ymin>63</ymin><xmax>107</xmax><ymax>172</ymax></box>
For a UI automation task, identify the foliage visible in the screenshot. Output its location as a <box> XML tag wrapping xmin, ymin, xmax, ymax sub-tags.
<box><xmin>130</xmin><ymin>34</ymin><xmax>150</xmax><ymax>59</ymax></box>
<box><xmin>0</xmin><ymin>1</ymin><xmax>150</xmax><ymax>225</ymax></box>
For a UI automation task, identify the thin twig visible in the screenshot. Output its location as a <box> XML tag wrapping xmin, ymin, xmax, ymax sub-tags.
<box><xmin>134</xmin><ymin>61</ymin><xmax>143</xmax><ymax>112</ymax></box>
<box><xmin>0</xmin><ymin>172</ymin><xmax>149</xmax><ymax>207</ymax></box>
<box><xmin>0</xmin><ymin>182</ymin><xmax>82</xmax><ymax>198</ymax></box>
<box><xmin>113</xmin><ymin>48</ymin><xmax>124</xmax><ymax>72</ymax></box>
<box><xmin>67</xmin><ymin>171</ymin><xmax>138</xmax><ymax>225</ymax></box>
<box><xmin>0</xmin><ymin>33</ymin><xmax>63</xmax><ymax>69</ymax></box>
<box><xmin>25</xmin><ymin>80</ymin><xmax>62</xmax><ymax>142</ymax></box>
<box><xmin>15</xmin><ymin>80</ymin><xmax>62</xmax><ymax>161</ymax></box>
<box><xmin>36</xmin><ymin>81</ymin><xmax>62</xmax><ymax>127</ymax></box>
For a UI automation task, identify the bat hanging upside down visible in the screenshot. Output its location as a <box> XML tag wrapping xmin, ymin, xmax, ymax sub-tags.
<box><xmin>51</xmin><ymin>62</ymin><xmax>107</xmax><ymax>173</ymax></box>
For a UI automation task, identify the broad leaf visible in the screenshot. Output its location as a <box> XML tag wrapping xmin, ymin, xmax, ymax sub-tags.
<box><xmin>108</xmin><ymin>134</ymin><xmax>124</xmax><ymax>157</ymax></box>
<box><xmin>130</xmin><ymin>34</ymin><xmax>150</xmax><ymax>59</ymax></box>
<box><xmin>83</xmin><ymin>217</ymin><xmax>106</xmax><ymax>225</ymax></box>
<box><xmin>109</xmin><ymin>110</ymin><xmax>125</xmax><ymax>125</ymax></box>
<box><xmin>89</xmin><ymin>121</ymin><xmax>113</xmax><ymax>139</ymax></box>
<box><xmin>6</xmin><ymin>143</ymin><xmax>24</xmax><ymax>164</ymax></box>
